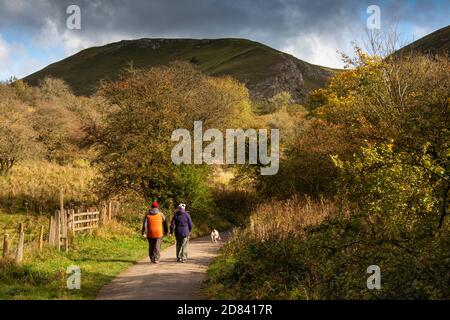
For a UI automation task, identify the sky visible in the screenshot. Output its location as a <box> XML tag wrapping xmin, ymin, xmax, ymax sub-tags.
<box><xmin>0</xmin><ymin>0</ymin><xmax>448</xmax><ymax>80</ymax></box>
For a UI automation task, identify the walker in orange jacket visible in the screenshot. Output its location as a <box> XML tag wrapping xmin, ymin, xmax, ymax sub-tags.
<box><xmin>141</xmin><ymin>201</ymin><xmax>168</xmax><ymax>263</ymax></box>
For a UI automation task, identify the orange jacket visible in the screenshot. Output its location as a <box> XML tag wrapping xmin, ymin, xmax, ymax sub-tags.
<box><xmin>142</xmin><ymin>209</ymin><xmax>168</xmax><ymax>239</ymax></box>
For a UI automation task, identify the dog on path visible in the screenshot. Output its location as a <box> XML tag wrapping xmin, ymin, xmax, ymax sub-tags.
<box><xmin>211</xmin><ymin>229</ymin><xmax>221</xmax><ymax>243</ymax></box>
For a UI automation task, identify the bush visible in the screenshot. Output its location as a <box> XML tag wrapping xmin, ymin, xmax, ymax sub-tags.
<box><xmin>206</xmin><ymin>192</ymin><xmax>450</xmax><ymax>299</ymax></box>
<box><xmin>204</xmin><ymin>196</ymin><xmax>336</xmax><ymax>299</ymax></box>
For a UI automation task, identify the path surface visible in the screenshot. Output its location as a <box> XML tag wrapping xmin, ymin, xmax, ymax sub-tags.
<box><xmin>97</xmin><ymin>232</ymin><xmax>230</xmax><ymax>300</ymax></box>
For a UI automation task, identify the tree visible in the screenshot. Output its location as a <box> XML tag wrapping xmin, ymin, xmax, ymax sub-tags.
<box><xmin>0</xmin><ymin>95</ymin><xmax>40</xmax><ymax>175</ymax></box>
<box><xmin>95</xmin><ymin>62</ymin><xmax>253</xmax><ymax>204</ymax></box>
<box><xmin>277</xmin><ymin>48</ymin><xmax>450</xmax><ymax>199</ymax></box>
<box><xmin>270</xmin><ymin>91</ymin><xmax>295</xmax><ymax>110</ymax></box>
<box><xmin>30</xmin><ymin>78</ymin><xmax>96</xmax><ymax>163</ymax></box>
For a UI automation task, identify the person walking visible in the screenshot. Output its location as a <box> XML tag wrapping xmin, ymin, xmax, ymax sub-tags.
<box><xmin>170</xmin><ymin>204</ymin><xmax>193</xmax><ymax>263</ymax></box>
<box><xmin>142</xmin><ymin>201</ymin><xmax>168</xmax><ymax>264</ymax></box>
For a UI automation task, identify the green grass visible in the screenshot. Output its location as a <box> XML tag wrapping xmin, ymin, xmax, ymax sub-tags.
<box><xmin>0</xmin><ymin>211</ymin><xmax>50</xmax><ymax>245</ymax></box>
<box><xmin>202</xmin><ymin>252</ymin><xmax>238</xmax><ymax>300</ymax></box>
<box><xmin>0</xmin><ymin>210</ymin><xmax>174</xmax><ymax>300</ymax></box>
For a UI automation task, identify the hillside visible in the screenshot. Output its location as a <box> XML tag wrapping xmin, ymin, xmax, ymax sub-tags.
<box><xmin>23</xmin><ymin>38</ymin><xmax>334</xmax><ymax>102</ymax></box>
<box><xmin>396</xmin><ymin>25</ymin><xmax>450</xmax><ymax>56</ymax></box>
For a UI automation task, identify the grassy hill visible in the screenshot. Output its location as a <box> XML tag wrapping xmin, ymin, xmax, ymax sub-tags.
<box><xmin>23</xmin><ymin>38</ymin><xmax>334</xmax><ymax>102</ymax></box>
<box><xmin>396</xmin><ymin>25</ymin><xmax>450</xmax><ymax>56</ymax></box>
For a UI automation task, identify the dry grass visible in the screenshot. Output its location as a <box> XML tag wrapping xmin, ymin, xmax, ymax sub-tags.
<box><xmin>246</xmin><ymin>195</ymin><xmax>336</xmax><ymax>241</ymax></box>
<box><xmin>0</xmin><ymin>161</ymin><xmax>98</xmax><ymax>213</ymax></box>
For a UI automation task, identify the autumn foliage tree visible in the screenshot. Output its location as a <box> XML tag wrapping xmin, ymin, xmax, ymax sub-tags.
<box><xmin>0</xmin><ymin>99</ymin><xmax>39</xmax><ymax>175</ymax></box>
<box><xmin>265</xmin><ymin>49</ymin><xmax>450</xmax><ymax>199</ymax></box>
<box><xmin>95</xmin><ymin>62</ymin><xmax>253</xmax><ymax>208</ymax></box>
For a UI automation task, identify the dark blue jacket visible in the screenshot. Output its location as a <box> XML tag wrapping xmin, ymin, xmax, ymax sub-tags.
<box><xmin>170</xmin><ymin>209</ymin><xmax>193</xmax><ymax>238</ymax></box>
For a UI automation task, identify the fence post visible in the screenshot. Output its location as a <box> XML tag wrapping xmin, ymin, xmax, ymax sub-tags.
<box><xmin>56</xmin><ymin>210</ymin><xmax>61</xmax><ymax>252</ymax></box>
<box><xmin>39</xmin><ymin>225</ymin><xmax>44</xmax><ymax>251</ymax></box>
<box><xmin>15</xmin><ymin>223</ymin><xmax>24</xmax><ymax>263</ymax></box>
<box><xmin>61</xmin><ymin>209</ymin><xmax>68</xmax><ymax>253</ymax></box>
<box><xmin>57</xmin><ymin>189</ymin><xmax>64</xmax><ymax>252</ymax></box>
<box><xmin>2</xmin><ymin>234</ymin><xmax>9</xmax><ymax>258</ymax></box>
<box><xmin>108</xmin><ymin>201</ymin><xmax>112</xmax><ymax>221</ymax></box>
<box><xmin>113</xmin><ymin>201</ymin><xmax>117</xmax><ymax>217</ymax></box>
<box><xmin>75</xmin><ymin>209</ymin><xmax>80</xmax><ymax>233</ymax></box>
<box><xmin>69</xmin><ymin>209</ymin><xmax>75</xmax><ymax>232</ymax></box>
<box><xmin>99</xmin><ymin>206</ymin><xmax>103</xmax><ymax>226</ymax></box>
<box><xmin>49</xmin><ymin>216</ymin><xmax>54</xmax><ymax>246</ymax></box>
<box><xmin>103</xmin><ymin>204</ymin><xmax>107</xmax><ymax>224</ymax></box>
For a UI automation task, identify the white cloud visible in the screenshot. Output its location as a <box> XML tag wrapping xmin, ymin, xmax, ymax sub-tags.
<box><xmin>281</xmin><ymin>33</ymin><xmax>352</xmax><ymax>69</ymax></box>
<box><xmin>31</xmin><ymin>18</ymin><xmax>129</xmax><ymax>57</ymax></box>
<box><xmin>411</xmin><ymin>26</ymin><xmax>430</xmax><ymax>41</ymax></box>
<box><xmin>0</xmin><ymin>14</ymin><xmax>132</xmax><ymax>80</ymax></box>
<box><xmin>0</xmin><ymin>33</ymin><xmax>12</xmax><ymax>79</ymax></box>
<box><xmin>57</xmin><ymin>31</ymin><xmax>129</xmax><ymax>56</ymax></box>
<box><xmin>0</xmin><ymin>33</ymin><xmax>51</xmax><ymax>80</ymax></box>
<box><xmin>0</xmin><ymin>35</ymin><xmax>8</xmax><ymax>60</ymax></box>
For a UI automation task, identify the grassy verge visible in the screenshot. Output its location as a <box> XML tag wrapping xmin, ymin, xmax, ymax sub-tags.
<box><xmin>202</xmin><ymin>196</ymin><xmax>335</xmax><ymax>300</ymax></box>
<box><xmin>202</xmin><ymin>249</ymin><xmax>239</xmax><ymax>300</ymax></box>
<box><xmin>0</xmin><ymin>211</ymin><xmax>173</xmax><ymax>300</ymax></box>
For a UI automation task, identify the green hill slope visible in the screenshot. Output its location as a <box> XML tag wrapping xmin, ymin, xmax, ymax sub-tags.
<box><xmin>23</xmin><ymin>38</ymin><xmax>334</xmax><ymax>102</ymax></box>
<box><xmin>396</xmin><ymin>25</ymin><xmax>450</xmax><ymax>56</ymax></box>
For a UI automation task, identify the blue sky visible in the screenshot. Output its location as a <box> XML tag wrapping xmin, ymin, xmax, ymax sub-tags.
<box><xmin>0</xmin><ymin>0</ymin><xmax>448</xmax><ymax>81</ymax></box>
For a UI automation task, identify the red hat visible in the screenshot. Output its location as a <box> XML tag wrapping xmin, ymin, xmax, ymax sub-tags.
<box><xmin>151</xmin><ymin>201</ymin><xmax>159</xmax><ymax>208</ymax></box>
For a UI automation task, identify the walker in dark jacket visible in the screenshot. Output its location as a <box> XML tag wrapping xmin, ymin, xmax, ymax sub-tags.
<box><xmin>170</xmin><ymin>204</ymin><xmax>193</xmax><ymax>262</ymax></box>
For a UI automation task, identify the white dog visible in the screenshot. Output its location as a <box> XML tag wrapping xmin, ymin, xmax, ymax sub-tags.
<box><xmin>211</xmin><ymin>229</ymin><xmax>221</xmax><ymax>243</ymax></box>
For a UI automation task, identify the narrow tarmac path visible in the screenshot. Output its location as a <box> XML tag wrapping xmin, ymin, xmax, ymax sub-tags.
<box><xmin>97</xmin><ymin>232</ymin><xmax>230</xmax><ymax>300</ymax></box>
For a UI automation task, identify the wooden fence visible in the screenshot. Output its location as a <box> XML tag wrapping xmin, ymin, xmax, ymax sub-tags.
<box><xmin>71</xmin><ymin>210</ymin><xmax>100</xmax><ymax>232</ymax></box>
<box><xmin>2</xmin><ymin>190</ymin><xmax>120</xmax><ymax>262</ymax></box>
